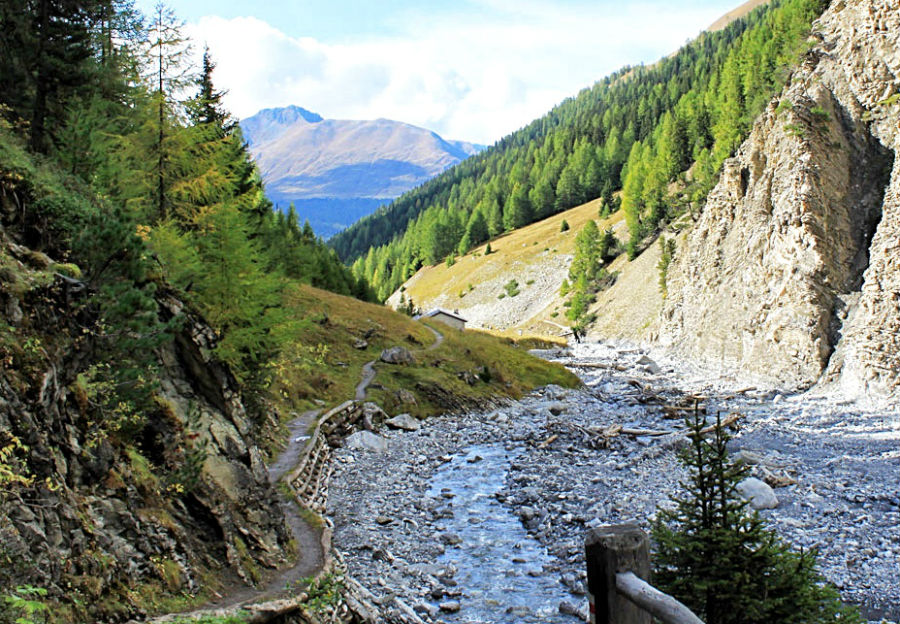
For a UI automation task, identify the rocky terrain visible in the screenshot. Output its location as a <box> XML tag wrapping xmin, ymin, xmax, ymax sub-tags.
<box><xmin>327</xmin><ymin>341</ymin><xmax>899</xmax><ymax>623</ymax></box>
<box><xmin>661</xmin><ymin>0</ymin><xmax>900</xmax><ymax>398</ymax></box>
<box><xmin>0</xmin><ymin>229</ymin><xmax>295</xmax><ymax>619</ymax></box>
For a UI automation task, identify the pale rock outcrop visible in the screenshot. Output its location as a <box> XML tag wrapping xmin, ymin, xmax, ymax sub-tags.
<box><xmin>661</xmin><ymin>0</ymin><xmax>900</xmax><ymax>397</ymax></box>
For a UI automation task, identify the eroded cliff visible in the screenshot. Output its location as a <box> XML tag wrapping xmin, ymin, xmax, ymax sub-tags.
<box><xmin>661</xmin><ymin>0</ymin><xmax>900</xmax><ymax>397</ymax></box>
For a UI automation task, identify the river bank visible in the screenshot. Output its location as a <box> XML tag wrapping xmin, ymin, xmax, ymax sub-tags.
<box><xmin>326</xmin><ymin>341</ymin><xmax>900</xmax><ymax>623</ymax></box>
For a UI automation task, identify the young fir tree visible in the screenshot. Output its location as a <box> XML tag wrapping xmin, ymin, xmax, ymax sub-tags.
<box><xmin>652</xmin><ymin>412</ymin><xmax>861</xmax><ymax>624</ymax></box>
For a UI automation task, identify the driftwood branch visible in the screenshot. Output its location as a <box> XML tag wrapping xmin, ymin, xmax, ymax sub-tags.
<box><xmin>616</xmin><ymin>571</ymin><xmax>705</xmax><ymax>624</ymax></box>
<box><xmin>621</xmin><ymin>427</ymin><xmax>673</xmax><ymax>437</ymax></box>
<box><xmin>695</xmin><ymin>412</ymin><xmax>741</xmax><ymax>436</ymax></box>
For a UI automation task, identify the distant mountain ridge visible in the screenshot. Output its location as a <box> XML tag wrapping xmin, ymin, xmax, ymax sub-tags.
<box><xmin>241</xmin><ymin>106</ymin><xmax>484</xmax><ymax>238</ymax></box>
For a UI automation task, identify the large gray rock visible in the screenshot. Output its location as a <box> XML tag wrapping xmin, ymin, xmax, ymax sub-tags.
<box><xmin>380</xmin><ymin>346</ymin><xmax>415</xmax><ymax>365</ymax></box>
<box><xmin>385</xmin><ymin>413</ymin><xmax>421</xmax><ymax>431</ymax></box>
<box><xmin>345</xmin><ymin>430</ymin><xmax>390</xmax><ymax>452</ymax></box>
<box><xmin>737</xmin><ymin>477</ymin><xmax>779</xmax><ymax>510</ymax></box>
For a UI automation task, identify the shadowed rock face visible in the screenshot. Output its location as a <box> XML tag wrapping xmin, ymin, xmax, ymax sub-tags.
<box><xmin>0</xmin><ymin>235</ymin><xmax>293</xmax><ymax>619</ymax></box>
<box><xmin>661</xmin><ymin>0</ymin><xmax>900</xmax><ymax>397</ymax></box>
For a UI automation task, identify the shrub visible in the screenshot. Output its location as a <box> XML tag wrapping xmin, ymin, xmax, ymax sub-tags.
<box><xmin>560</xmin><ymin>220</ymin><xmax>570</xmax><ymax>232</ymax></box>
<box><xmin>656</xmin><ymin>236</ymin><xmax>676</xmax><ymax>298</ymax></box>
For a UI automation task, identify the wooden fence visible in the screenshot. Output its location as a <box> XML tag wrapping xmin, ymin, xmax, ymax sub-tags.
<box><xmin>585</xmin><ymin>524</ymin><xmax>704</xmax><ymax>624</ymax></box>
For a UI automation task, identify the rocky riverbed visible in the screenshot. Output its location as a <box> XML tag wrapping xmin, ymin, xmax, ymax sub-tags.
<box><xmin>327</xmin><ymin>341</ymin><xmax>900</xmax><ymax>623</ymax></box>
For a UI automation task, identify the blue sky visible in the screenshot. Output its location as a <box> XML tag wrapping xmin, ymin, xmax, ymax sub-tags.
<box><xmin>135</xmin><ymin>0</ymin><xmax>751</xmax><ymax>144</ymax></box>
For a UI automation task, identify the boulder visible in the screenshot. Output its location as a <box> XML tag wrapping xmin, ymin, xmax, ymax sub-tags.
<box><xmin>353</xmin><ymin>339</ymin><xmax>368</xmax><ymax>350</ymax></box>
<box><xmin>380</xmin><ymin>346</ymin><xmax>415</xmax><ymax>365</ymax></box>
<box><xmin>737</xmin><ymin>477</ymin><xmax>779</xmax><ymax>510</ymax></box>
<box><xmin>636</xmin><ymin>354</ymin><xmax>661</xmax><ymax>374</ymax></box>
<box><xmin>344</xmin><ymin>431</ymin><xmax>389</xmax><ymax>452</ymax></box>
<box><xmin>385</xmin><ymin>413</ymin><xmax>421</xmax><ymax>431</ymax></box>
<box><xmin>395</xmin><ymin>388</ymin><xmax>418</xmax><ymax>406</ymax></box>
<box><xmin>548</xmin><ymin>403</ymin><xmax>566</xmax><ymax>416</ymax></box>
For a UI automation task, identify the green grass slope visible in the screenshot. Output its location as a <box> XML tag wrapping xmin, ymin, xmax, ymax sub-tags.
<box><xmin>270</xmin><ymin>284</ymin><xmax>580</xmax><ymax>419</ymax></box>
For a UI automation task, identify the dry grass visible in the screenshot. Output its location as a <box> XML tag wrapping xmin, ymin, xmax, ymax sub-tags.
<box><xmin>399</xmin><ymin>199</ymin><xmax>619</xmax><ymax>304</ymax></box>
<box><xmin>706</xmin><ymin>0</ymin><xmax>773</xmax><ymax>31</ymax></box>
<box><xmin>388</xmin><ymin>200</ymin><xmax>625</xmax><ymax>340</ymax></box>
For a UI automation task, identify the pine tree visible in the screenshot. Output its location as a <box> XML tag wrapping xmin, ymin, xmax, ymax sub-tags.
<box><xmin>484</xmin><ymin>197</ymin><xmax>503</xmax><ymax>237</ymax></box>
<box><xmin>555</xmin><ymin>163</ymin><xmax>583</xmax><ymax>211</ymax></box>
<box><xmin>188</xmin><ymin>46</ymin><xmax>229</xmax><ymax>129</ymax></box>
<box><xmin>147</xmin><ymin>2</ymin><xmax>191</xmax><ymax>220</ymax></box>
<box><xmin>504</xmin><ymin>183</ymin><xmax>532</xmax><ymax>230</ymax></box>
<box><xmin>653</xmin><ymin>412</ymin><xmax>862</xmax><ymax>624</ymax></box>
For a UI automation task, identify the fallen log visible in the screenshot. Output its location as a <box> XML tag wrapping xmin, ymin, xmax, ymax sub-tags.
<box><xmin>621</xmin><ymin>427</ymin><xmax>674</xmax><ymax>437</ymax></box>
<box><xmin>539</xmin><ymin>433</ymin><xmax>559</xmax><ymax>449</ymax></box>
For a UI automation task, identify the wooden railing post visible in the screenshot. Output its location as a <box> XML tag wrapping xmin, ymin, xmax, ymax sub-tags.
<box><xmin>585</xmin><ymin>523</ymin><xmax>652</xmax><ymax>624</ymax></box>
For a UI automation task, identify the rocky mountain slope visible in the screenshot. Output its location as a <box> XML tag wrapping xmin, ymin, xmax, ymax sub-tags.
<box><xmin>0</xmin><ymin>134</ymin><xmax>298</xmax><ymax>618</ymax></box>
<box><xmin>241</xmin><ymin>106</ymin><xmax>483</xmax><ymax>238</ymax></box>
<box><xmin>660</xmin><ymin>0</ymin><xmax>899</xmax><ymax>399</ymax></box>
<box><xmin>389</xmin><ymin>0</ymin><xmax>900</xmax><ymax>402</ymax></box>
<box><xmin>0</xmin><ymin>236</ymin><xmax>293</xmax><ymax>620</ymax></box>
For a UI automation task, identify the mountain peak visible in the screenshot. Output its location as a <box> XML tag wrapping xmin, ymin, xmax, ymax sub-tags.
<box><xmin>240</xmin><ymin>108</ymin><xmax>484</xmax><ymax>238</ymax></box>
<box><xmin>256</xmin><ymin>105</ymin><xmax>323</xmax><ymax>124</ymax></box>
<box><xmin>241</xmin><ymin>105</ymin><xmax>323</xmax><ymax>146</ymax></box>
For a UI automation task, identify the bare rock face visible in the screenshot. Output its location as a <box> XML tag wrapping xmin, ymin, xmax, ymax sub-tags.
<box><xmin>662</xmin><ymin>0</ymin><xmax>900</xmax><ymax>396</ymax></box>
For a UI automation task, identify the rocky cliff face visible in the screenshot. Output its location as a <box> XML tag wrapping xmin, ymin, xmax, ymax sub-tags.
<box><xmin>0</xmin><ymin>228</ymin><xmax>292</xmax><ymax>620</ymax></box>
<box><xmin>661</xmin><ymin>0</ymin><xmax>899</xmax><ymax>398</ymax></box>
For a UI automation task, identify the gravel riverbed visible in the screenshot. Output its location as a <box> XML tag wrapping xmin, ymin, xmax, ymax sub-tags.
<box><xmin>327</xmin><ymin>341</ymin><xmax>900</xmax><ymax>623</ymax></box>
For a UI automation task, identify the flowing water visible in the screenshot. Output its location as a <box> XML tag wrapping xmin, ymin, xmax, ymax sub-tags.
<box><xmin>425</xmin><ymin>443</ymin><xmax>582</xmax><ymax>623</ymax></box>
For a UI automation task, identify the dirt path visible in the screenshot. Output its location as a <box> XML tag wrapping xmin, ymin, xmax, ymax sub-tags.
<box><xmin>198</xmin><ymin>410</ymin><xmax>327</xmax><ymax>611</ymax></box>
<box><xmin>423</xmin><ymin>324</ymin><xmax>444</xmax><ymax>350</ymax></box>
<box><xmin>354</xmin><ymin>324</ymin><xmax>444</xmax><ymax>402</ymax></box>
<box><xmin>355</xmin><ymin>360</ymin><xmax>377</xmax><ymax>400</ymax></box>
<box><xmin>267</xmin><ymin>410</ymin><xmax>319</xmax><ymax>483</ymax></box>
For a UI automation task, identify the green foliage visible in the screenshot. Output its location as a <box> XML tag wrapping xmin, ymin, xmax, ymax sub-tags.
<box><xmin>560</xmin><ymin>219</ymin><xmax>570</xmax><ymax>232</ymax></box>
<box><xmin>784</xmin><ymin>122</ymin><xmax>807</xmax><ymax>138</ymax></box>
<box><xmin>301</xmin><ymin>573</ymin><xmax>344</xmax><ymax>615</ymax></box>
<box><xmin>503</xmin><ymin>279</ymin><xmax>520</xmax><ymax>298</ymax></box>
<box><xmin>656</xmin><ymin>235</ymin><xmax>677</xmax><ymax>298</ymax></box>
<box><xmin>336</xmin><ymin>0</ymin><xmax>828</xmax><ymax>299</ymax></box>
<box><xmin>0</xmin><ymin>433</ymin><xmax>32</xmax><ymax>495</ymax></box>
<box><xmin>653</xmin><ymin>413</ymin><xmax>862</xmax><ymax>624</ymax></box>
<box><xmin>564</xmin><ymin>221</ymin><xmax>618</xmax><ymax>325</ymax></box>
<box><xmin>775</xmin><ymin>98</ymin><xmax>794</xmax><ymax>115</ymax></box>
<box><xmin>809</xmin><ymin>105</ymin><xmax>831</xmax><ymax>126</ymax></box>
<box><xmin>3</xmin><ymin>586</ymin><xmax>49</xmax><ymax>624</ymax></box>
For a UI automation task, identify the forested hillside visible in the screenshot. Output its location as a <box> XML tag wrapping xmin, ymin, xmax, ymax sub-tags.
<box><xmin>333</xmin><ymin>0</ymin><xmax>828</xmax><ymax>301</ymax></box>
<box><xmin>0</xmin><ymin>0</ymin><xmax>373</xmax><ymax>387</ymax></box>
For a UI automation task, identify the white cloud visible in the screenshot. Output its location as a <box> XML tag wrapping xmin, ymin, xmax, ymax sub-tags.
<box><xmin>187</xmin><ymin>2</ymin><xmax>730</xmax><ymax>144</ymax></box>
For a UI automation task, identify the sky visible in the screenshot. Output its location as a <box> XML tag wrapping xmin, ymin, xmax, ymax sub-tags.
<box><xmin>135</xmin><ymin>0</ymin><xmax>748</xmax><ymax>145</ymax></box>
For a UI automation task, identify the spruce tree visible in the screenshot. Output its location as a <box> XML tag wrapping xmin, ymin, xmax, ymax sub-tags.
<box><xmin>653</xmin><ymin>413</ymin><xmax>862</xmax><ymax>624</ymax></box>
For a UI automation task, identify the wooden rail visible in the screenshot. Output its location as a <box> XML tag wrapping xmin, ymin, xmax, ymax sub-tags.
<box><xmin>585</xmin><ymin>524</ymin><xmax>705</xmax><ymax>624</ymax></box>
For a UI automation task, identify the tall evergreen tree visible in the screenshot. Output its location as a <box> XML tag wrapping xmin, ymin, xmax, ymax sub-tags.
<box><xmin>147</xmin><ymin>2</ymin><xmax>191</xmax><ymax>220</ymax></box>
